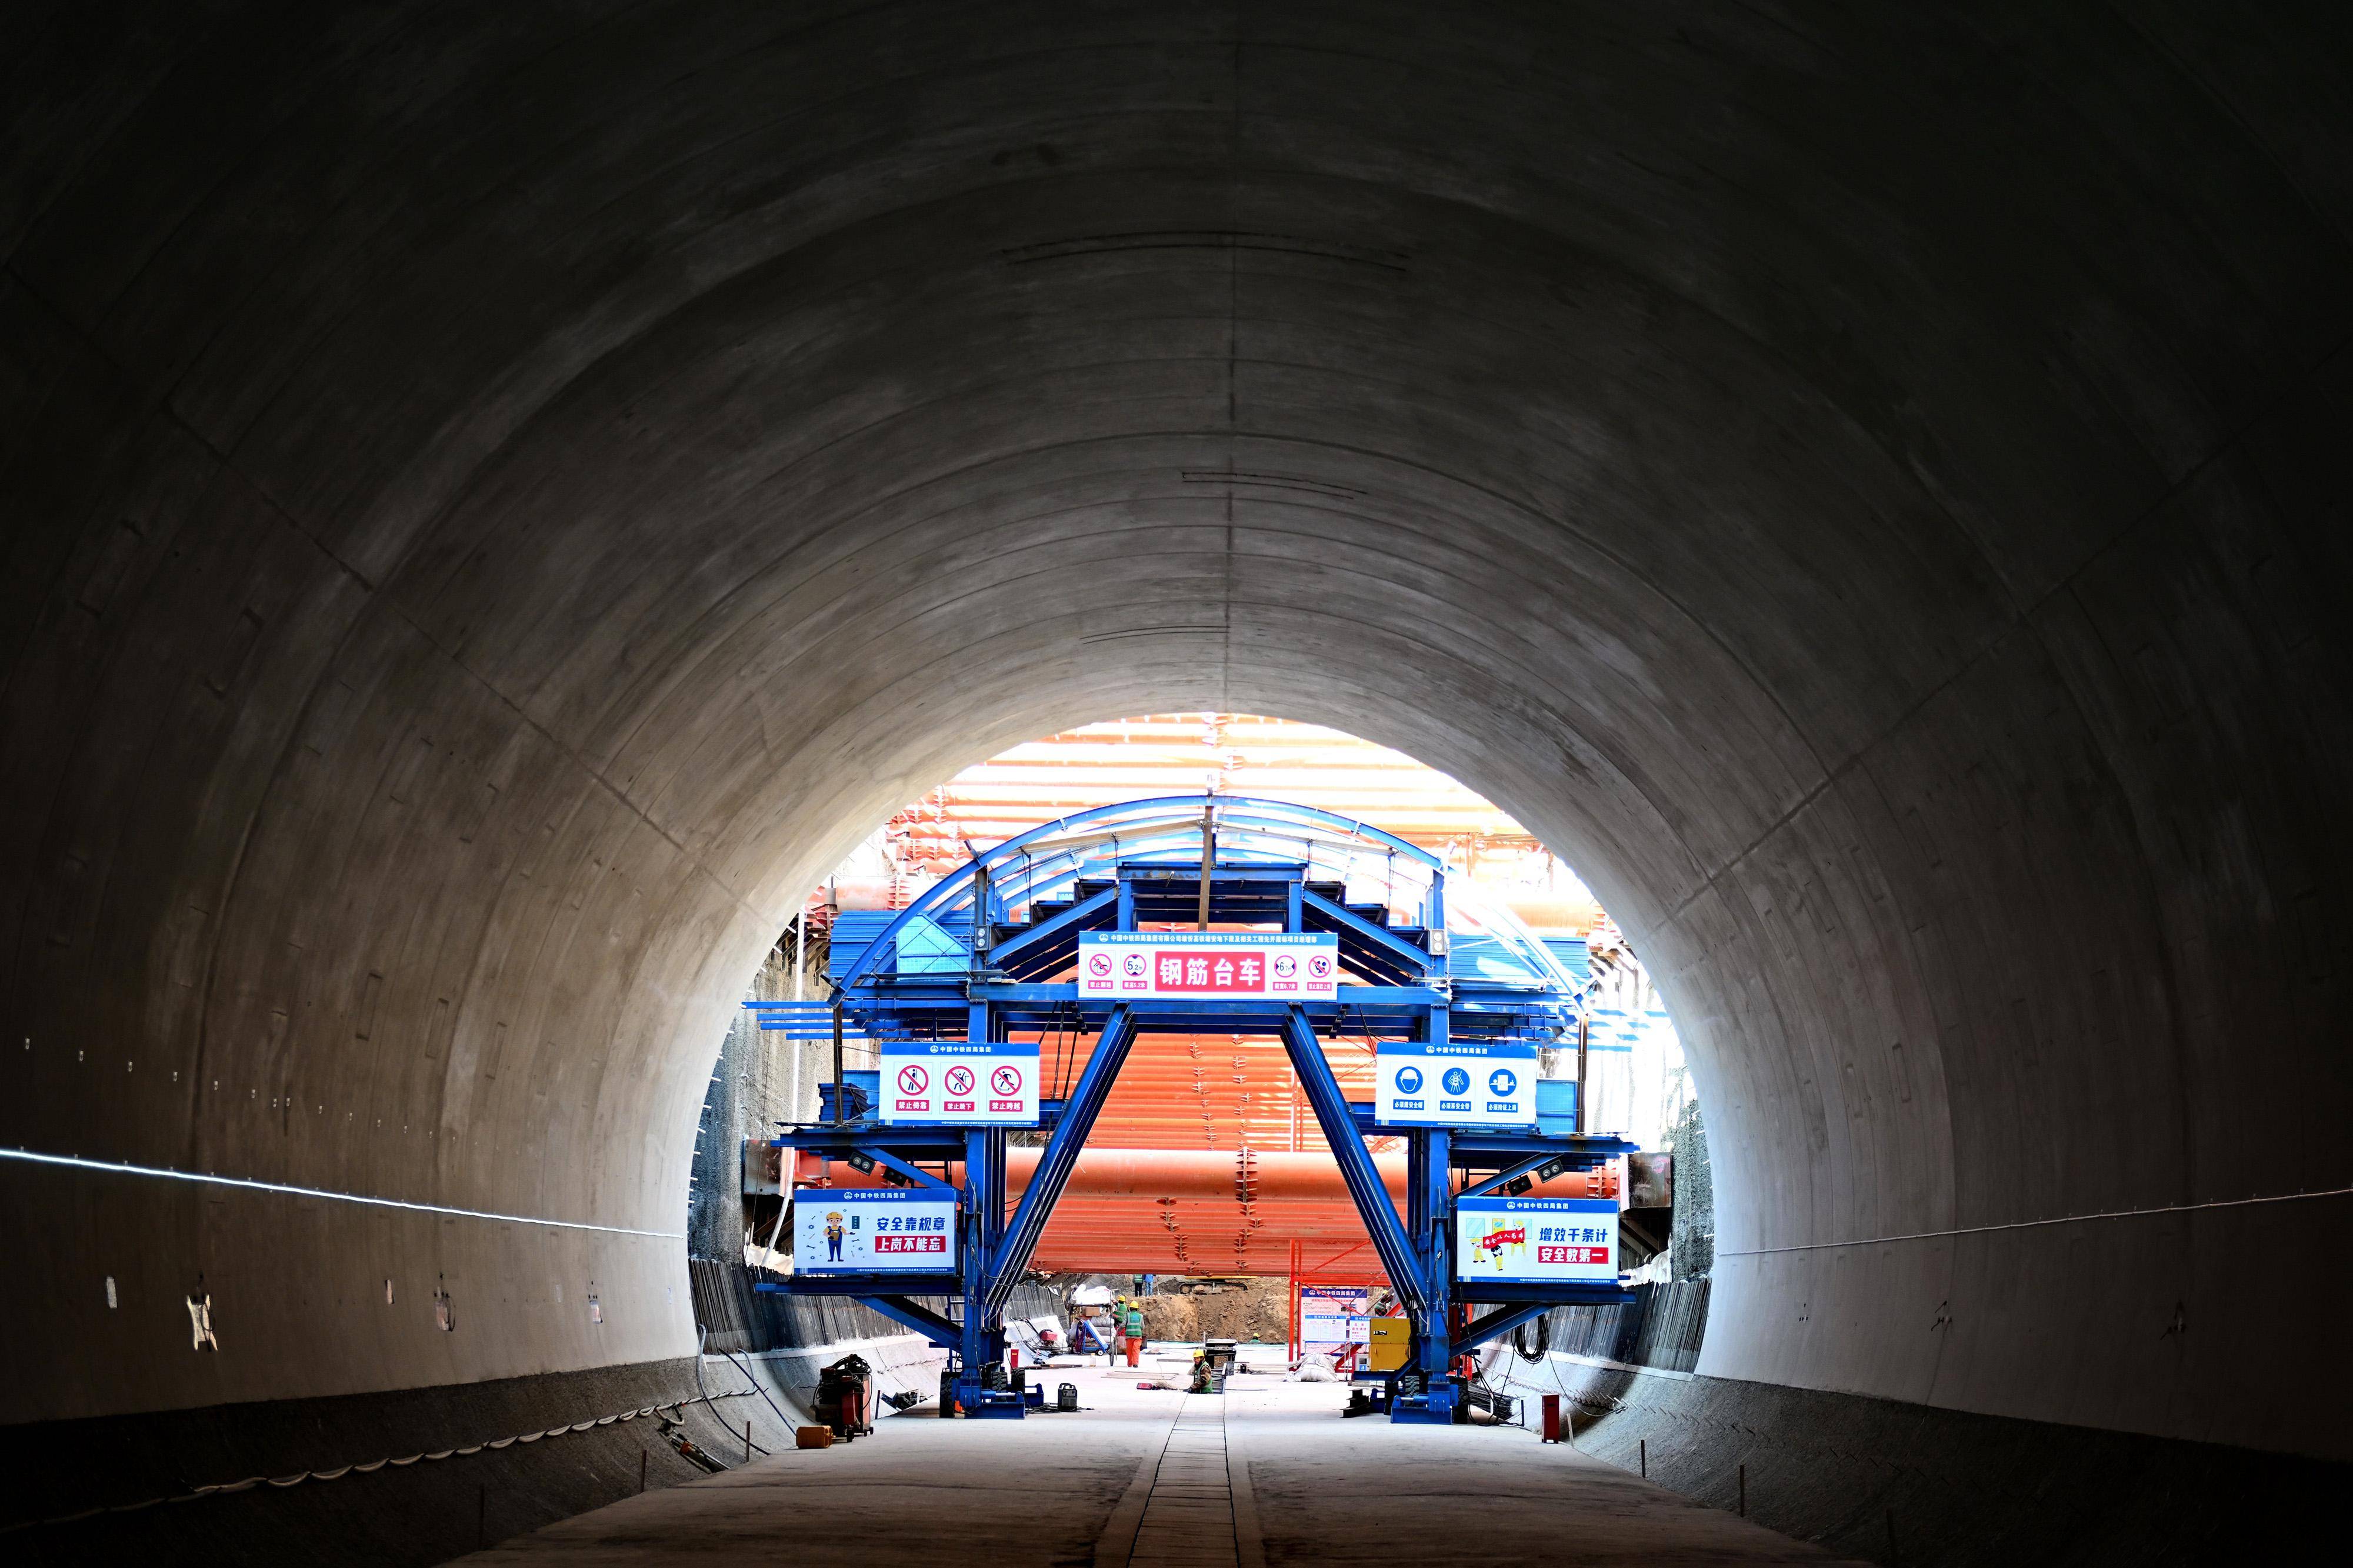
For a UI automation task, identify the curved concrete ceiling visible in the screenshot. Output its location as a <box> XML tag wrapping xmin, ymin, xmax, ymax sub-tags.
<box><xmin>4</xmin><ymin>0</ymin><xmax>2349</xmax><ymax>1479</ymax></box>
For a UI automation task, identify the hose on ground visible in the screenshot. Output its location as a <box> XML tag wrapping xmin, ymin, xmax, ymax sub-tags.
<box><xmin>697</xmin><ymin>1325</ymin><xmax>771</xmax><ymax>1456</ymax></box>
<box><xmin>714</xmin><ymin>1341</ymin><xmax>801</xmax><ymax>1435</ymax></box>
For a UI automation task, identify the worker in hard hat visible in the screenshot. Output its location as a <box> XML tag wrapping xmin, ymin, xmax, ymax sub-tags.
<box><xmin>1097</xmin><ymin>1297</ymin><xmax>1123</xmax><ymax>1362</ymax></box>
<box><xmin>1122</xmin><ymin>1296</ymin><xmax>1146</xmax><ymax>1368</ymax></box>
<box><xmin>824</xmin><ymin>1210</ymin><xmax>846</xmax><ymax>1263</ymax></box>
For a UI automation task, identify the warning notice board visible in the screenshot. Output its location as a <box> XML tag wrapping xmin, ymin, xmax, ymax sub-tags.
<box><xmin>794</xmin><ymin>1187</ymin><xmax>958</xmax><ymax>1275</ymax></box>
<box><xmin>1076</xmin><ymin>932</ymin><xmax>1340</xmax><ymax>1000</ymax></box>
<box><xmin>877</xmin><ymin>1039</ymin><xmax>1039</xmax><ymax>1126</ymax></box>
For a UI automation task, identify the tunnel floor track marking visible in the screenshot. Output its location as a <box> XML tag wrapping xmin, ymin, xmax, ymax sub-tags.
<box><xmin>0</xmin><ymin>1147</ymin><xmax>682</xmax><ymax>1237</ymax></box>
<box><xmin>1096</xmin><ymin>1393</ymin><xmax>1259</xmax><ymax>1568</ymax></box>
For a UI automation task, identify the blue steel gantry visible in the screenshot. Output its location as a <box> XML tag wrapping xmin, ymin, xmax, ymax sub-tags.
<box><xmin>754</xmin><ymin>795</ymin><xmax>1636</xmax><ymax>1423</ymax></box>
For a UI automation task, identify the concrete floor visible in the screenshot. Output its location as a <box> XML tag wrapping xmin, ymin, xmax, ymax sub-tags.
<box><xmin>453</xmin><ymin>1359</ymin><xmax>1862</xmax><ymax>1566</ymax></box>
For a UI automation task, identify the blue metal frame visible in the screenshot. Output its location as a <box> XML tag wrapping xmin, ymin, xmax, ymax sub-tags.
<box><xmin>756</xmin><ymin>795</ymin><xmax>1637</xmax><ymax>1424</ymax></box>
<box><xmin>985</xmin><ymin>1006</ymin><xmax>1136</xmax><ymax>1313</ymax></box>
<box><xmin>1278</xmin><ymin>1006</ymin><xmax>1428</xmax><ymax>1317</ymax></box>
<box><xmin>865</xmin><ymin>1294</ymin><xmax>962</xmax><ymax>1345</ymax></box>
<box><xmin>834</xmin><ymin>796</ymin><xmax>1444</xmax><ymax>996</ymax></box>
<box><xmin>1451</xmin><ymin>1301</ymin><xmax>1558</xmax><ymax>1359</ymax></box>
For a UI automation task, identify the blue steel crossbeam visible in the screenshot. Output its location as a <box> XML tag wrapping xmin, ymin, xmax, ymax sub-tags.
<box><xmin>1451</xmin><ymin>1302</ymin><xmax>1555</xmax><ymax>1359</ymax></box>
<box><xmin>865</xmin><ymin>1294</ymin><xmax>962</xmax><ymax>1345</ymax></box>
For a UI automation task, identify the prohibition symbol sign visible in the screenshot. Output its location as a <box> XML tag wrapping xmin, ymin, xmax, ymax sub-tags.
<box><xmin>992</xmin><ymin>1065</ymin><xmax>1024</xmax><ymax>1096</ymax></box>
<box><xmin>897</xmin><ymin>1065</ymin><xmax>929</xmax><ymax>1095</ymax></box>
<box><xmin>945</xmin><ymin>1065</ymin><xmax>976</xmax><ymax>1096</ymax></box>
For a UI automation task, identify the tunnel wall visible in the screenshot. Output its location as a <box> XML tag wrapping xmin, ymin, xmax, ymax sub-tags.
<box><xmin>1484</xmin><ymin>1353</ymin><xmax>2340</xmax><ymax>1564</ymax></box>
<box><xmin>4</xmin><ymin>4</ymin><xmax>2351</xmax><ymax>1542</ymax></box>
<box><xmin>0</xmin><ymin>1286</ymin><xmax>966</xmax><ymax>1557</ymax></box>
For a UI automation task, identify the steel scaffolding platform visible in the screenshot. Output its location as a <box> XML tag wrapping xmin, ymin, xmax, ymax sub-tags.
<box><xmin>755</xmin><ymin>796</ymin><xmax>1635</xmax><ymax>1423</ymax></box>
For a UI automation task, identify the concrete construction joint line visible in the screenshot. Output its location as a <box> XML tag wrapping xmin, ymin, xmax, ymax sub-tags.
<box><xmin>1224</xmin><ymin>1390</ymin><xmax>1267</xmax><ymax>1568</ymax></box>
<box><xmin>0</xmin><ymin>1390</ymin><xmax>768</xmax><ymax>1537</ymax></box>
<box><xmin>1092</xmin><ymin>1396</ymin><xmax>1189</xmax><ymax>1568</ymax></box>
<box><xmin>1539</xmin><ymin>1349</ymin><xmax>1696</xmax><ymax>1384</ymax></box>
<box><xmin>1719</xmin><ymin>1180</ymin><xmax>2353</xmax><ymax>1257</ymax></box>
<box><xmin>0</xmin><ymin>1147</ymin><xmax>682</xmax><ymax>1239</ymax></box>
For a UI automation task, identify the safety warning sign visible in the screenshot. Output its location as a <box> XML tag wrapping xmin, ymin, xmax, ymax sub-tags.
<box><xmin>1075</xmin><ymin>932</ymin><xmax>1340</xmax><ymax>1000</ymax></box>
<box><xmin>876</xmin><ymin>1039</ymin><xmax>1039</xmax><ymax>1125</ymax></box>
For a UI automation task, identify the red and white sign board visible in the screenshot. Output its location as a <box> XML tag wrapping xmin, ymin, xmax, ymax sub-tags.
<box><xmin>1076</xmin><ymin>932</ymin><xmax>1341</xmax><ymax>1000</ymax></box>
<box><xmin>877</xmin><ymin>1040</ymin><xmax>1039</xmax><ymax>1125</ymax></box>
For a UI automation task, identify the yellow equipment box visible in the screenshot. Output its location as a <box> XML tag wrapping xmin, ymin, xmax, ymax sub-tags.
<box><xmin>1367</xmin><ymin>1315</ymin><xmax>1410</xmax><ymax>1372</ymax></box>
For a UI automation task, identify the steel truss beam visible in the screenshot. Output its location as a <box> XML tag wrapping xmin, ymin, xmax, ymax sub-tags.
<box><xmin>1298</xmin><ymin>885</ymin><xmax>1437</xmax><ymax>980</ymax></box>
<box><xmin>985</xmin><ymin>885</ymin><xmax>1117</xmax><ymax>972</ymax></box>
<box><xmin>1451</xmin><ymin>1301</ymin><xmax>1555</xmax><ymax>1359</ymax></box>
<box><xmin>860</xmin><ymin>1294</ymin><xmax>961</xmax><ymax>1347</ymax></box>
<box><xmin>835</xmin><ymin>795</ymin><xmax>1441</xmax><ymax>993</ymax></box>
<box><xmin>982</xmin><ymin>1005</ymin><xmax>1136</xmax><ymax>1312</ymax></box>
<box><xmin>1278</xmin><ymin>1005</ymin><xmax>1427</xmax><ymax>1320</ymax></box>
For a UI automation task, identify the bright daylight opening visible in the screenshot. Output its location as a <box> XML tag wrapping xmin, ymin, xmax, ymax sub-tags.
<box><xmin>686</xmin><ymin>715</ymin><xmax>1709</xmax><ymax>1427</ymax></box>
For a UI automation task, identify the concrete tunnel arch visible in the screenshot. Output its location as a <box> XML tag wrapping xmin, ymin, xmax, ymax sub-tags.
<box><xmin>2</xmin><ymin>0</ymin><xmax>2349</xmax><ymax>1552</ymax></box>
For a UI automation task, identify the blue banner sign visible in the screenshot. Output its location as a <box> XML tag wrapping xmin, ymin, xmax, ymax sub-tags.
<box><xmin>1374</xmin><ymin>1040</ymin><xmax>1539</xmax><ymax>1127</ymax></box>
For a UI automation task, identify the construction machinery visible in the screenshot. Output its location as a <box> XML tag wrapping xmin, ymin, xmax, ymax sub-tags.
<box><xmin>755</xmin><ymin>796</ymin><xmax>1636</xmax><ymax>1423</ymax></box>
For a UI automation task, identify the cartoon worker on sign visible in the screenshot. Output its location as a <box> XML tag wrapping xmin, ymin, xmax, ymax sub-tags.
<box><xmin>1475</xmin><ymin>1219</ymin><xmax>1527</xmax><ymax>1270</ymax></box>
<box><xmin>824</xmin><ymin>1210</ymin><xmax>846</xmax><ymax>1262</ymax></box>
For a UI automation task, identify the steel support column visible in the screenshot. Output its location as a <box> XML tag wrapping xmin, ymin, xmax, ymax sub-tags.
<box><xmin>957</xmin><ymin>1126</ymin><xmax>996</xmax><ymax>1408</ymax></box>
<box><xmin>984</xmin><ymin>1005</ymin><xmax>1136</xmax><ymax>1310</ymax></box>
<box><xmin>1419</xmin><ymin>1127</ymin><xmax>1453</xmax><ymax>1373</ymax></box>
<box><xmin>1277</xmin><ymin>1007</ymin><xmax>1425</xmax><ymax>1319</ymax></box>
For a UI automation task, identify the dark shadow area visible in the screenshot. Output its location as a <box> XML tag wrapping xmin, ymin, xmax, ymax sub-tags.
<box><xmin>4</xmin><ymin>3</ymin><xmax>2349</xmax><ymax>1560</ymax></box>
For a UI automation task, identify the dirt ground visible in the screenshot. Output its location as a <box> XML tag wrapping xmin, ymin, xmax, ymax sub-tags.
<box><xmin>1140</xmin><ymin>1278</ymin><xmax>1290</xmax><ymax>1343</ymax></box>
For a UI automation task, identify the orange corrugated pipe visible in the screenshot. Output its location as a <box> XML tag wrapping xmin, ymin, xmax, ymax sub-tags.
<box><xmin>795</xmin><ymin>1146</ymin><xmax>1615</xmax><ymax>1200</ymax></box>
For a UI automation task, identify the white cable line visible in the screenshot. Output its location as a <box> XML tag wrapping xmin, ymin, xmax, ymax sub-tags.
<box><xmin>1722</xmin><ymin>1182</ymin><xmax>2353</xmax><ymax>1256</ymax></box>
<box><xmin>0</xmin><ymin>1147</ymin><xmax>682</xmax><ymax>1237</ymax></box>
<box><xmin>0</xmin><ymin>1389</ymin><xmax>767</xmax><ymax>1536</ymax></box>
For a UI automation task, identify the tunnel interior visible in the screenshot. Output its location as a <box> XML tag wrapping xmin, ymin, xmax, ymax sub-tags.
<box><xmin>4</xmin><ymin>2</ymin><xmax>2350</xmax><ymax>1559</ymax></box>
